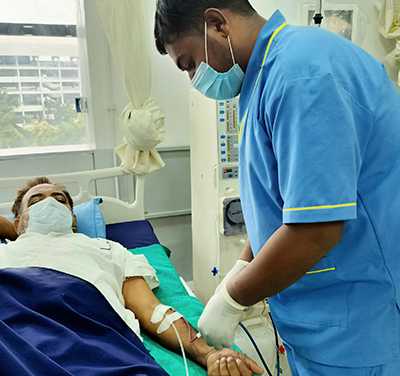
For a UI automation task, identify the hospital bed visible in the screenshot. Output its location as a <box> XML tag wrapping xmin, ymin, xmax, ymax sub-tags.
<box><xmin>0</xmin><ymin>167</ymin><xmax>292</xmax><ymax>376</ymax></box>
<box><xmin>0</xmin><ymin>167</ymin><xmax>209</xmax><ymax>376</ymax></box>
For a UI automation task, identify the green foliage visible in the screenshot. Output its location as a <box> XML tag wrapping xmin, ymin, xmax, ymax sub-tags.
<box><xmin>0</xmin><ymin>90</ymin><xmax>33</xmax><ymax>148</ymax></box>
<box><xmin>0</xmin><ymin>90</ymin><xmax>88</xmax><ymax>150</ymax></box>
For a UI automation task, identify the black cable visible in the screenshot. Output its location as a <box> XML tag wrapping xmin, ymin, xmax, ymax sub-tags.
<box><xmin>239</xmin><ymin>320</ymin><xmax>283</xmax><ymax>376</ymax></box>
<box><xmin>269</xmin><ymin>312</ymin><xmax>281</xmax><ymax>375</ymax></box>
<box><xmin>313</xmin><ymin>0</ymin><xmax>324</xmax><ymax>26</ymax></box>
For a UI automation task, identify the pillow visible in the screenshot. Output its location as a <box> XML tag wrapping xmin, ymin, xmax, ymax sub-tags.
<box><xmin>106</xmin><ymin>220</ymin><xmax>159</xmax><ymax>249</ymax></box>
<box><xmin>2</xmin><ymin>198</ymin><xmax>106</xmax><ymax>239</ymax></box>
<box><xmin>73</xmin><ymin>198</ymin><xmax>106</xmax><ymax>238</ymax></box>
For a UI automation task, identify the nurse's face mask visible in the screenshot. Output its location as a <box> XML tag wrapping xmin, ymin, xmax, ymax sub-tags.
<box><xmin>22</xmin><ymin>197</ymin><xmax>74</xmax><ymax>235</ymax></box>
<box><xmin>191</xmin><ymin>22</ymin><xmax>244</xmax><ymax>100</ymax></box>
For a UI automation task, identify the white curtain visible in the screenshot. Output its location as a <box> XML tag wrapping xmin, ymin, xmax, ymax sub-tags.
<box><xmin>96</xmin><ymin>0</ymin><xmax>165</xmax><ymax>175</ymax></box>
<box><xmin>376</xmin><ymin>0</ymin><xmax>400</xmax><ymax>85</ymax></box>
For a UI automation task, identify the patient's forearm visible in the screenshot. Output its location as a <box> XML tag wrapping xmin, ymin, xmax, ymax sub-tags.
<box><xmin>123</xmin><ymin>277</ymin><xmax>213</xmax><ymax>367</ymax></box>
<box><xmin>0</xmin><ymin>215</ymin><xmax>18</xmax><ymax>241</ymax></box>
<box><xmin>149</xmin><ymin>309</ymin><xmax>214</xmax><ymax>367</ymax></box>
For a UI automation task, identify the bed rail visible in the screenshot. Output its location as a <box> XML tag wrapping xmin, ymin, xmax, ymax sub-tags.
<box><xmin>0</xmin><ymin>167</ymin><xmax>145</xmax><ymax>224</ymax></box>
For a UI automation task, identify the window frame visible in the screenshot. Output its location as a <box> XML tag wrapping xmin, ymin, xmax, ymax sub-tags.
<box><xmin>0</xmin><ymin>0</ymin><xmax>104</xmax><ymax>158</ymax></box>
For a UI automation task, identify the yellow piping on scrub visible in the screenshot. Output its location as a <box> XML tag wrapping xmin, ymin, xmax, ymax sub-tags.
<box><xmin>306</xmin><ymin>268</ymin><xmax>336</xmax><ymax>275</ymax></box>
<box><xmin>283</xmin><ymin>203</ymin><xmax>356</xmax><ymax>213</ymax></box>
<box><xmin>239</xmin><ymin>22</ymin><xmax>288</xmax><ymax>140</ymax></box>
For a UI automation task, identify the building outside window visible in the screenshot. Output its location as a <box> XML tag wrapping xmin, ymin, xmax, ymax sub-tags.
<box><xmin>0</xmin><ymin>0</ymin><xmax>91</xmax><ymax>152</ymax></box>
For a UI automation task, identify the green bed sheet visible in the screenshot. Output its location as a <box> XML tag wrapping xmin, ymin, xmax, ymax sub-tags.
<box><xmin>128</xmin><ymin>244</ymin><xmax>208</xmax><ymax>376</ymax></box>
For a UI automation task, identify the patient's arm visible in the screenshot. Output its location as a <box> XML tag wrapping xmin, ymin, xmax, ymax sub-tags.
<box><xmin>123</xmin><ymin>277</ymin><xmax>263</xmax><ymax>376</ymax></box>
<box><xmin>0</xmin><ymin>215</ymin><xmax>18</xmax><ymax>241</ymax></box>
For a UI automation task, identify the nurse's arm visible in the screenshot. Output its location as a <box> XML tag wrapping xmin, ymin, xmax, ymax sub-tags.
<box><xmin>227</xmin><ymin>221</ymin><xmax>344</xmax><ymax>306</ymax></box>
<box><xmin>0</xmin><ymin>214</ymin><xmax>18</xmax><ymax>241</ymax></box>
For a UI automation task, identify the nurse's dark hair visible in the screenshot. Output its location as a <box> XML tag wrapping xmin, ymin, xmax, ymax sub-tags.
<box><xmin>154</xmin><ymin>0</ymin><xmax>256</xmax><ymax>55</ymax></box>
<box><xmin>12</xmin><ymin>177</ymin><xmax>74</xmax><ymax>218</ymax></box>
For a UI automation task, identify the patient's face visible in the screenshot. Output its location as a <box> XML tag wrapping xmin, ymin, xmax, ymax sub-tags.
<box><xmin>15</xmin><ymin>184</ymin><xmax>76</xmax><ymax>235</ymax></box>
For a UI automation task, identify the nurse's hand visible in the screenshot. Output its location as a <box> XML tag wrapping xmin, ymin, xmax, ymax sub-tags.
<box><xmin>198</xmin><ymin>284</ymin><xmax>247</xmax><ymax>350</ymax></box>
<box><xmin>206</xmin><ymin>349</ymin><xmax>264</xmax><ymax>376</ymax></box>
<box><xmin>215</xmin><ymin>260</ymin><xmax>249</xmax><ymax>294</ymax></box>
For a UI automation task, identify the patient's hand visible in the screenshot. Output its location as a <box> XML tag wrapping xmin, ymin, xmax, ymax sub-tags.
<box><xmin>206</xmin><ymin>348</ymin><xmax>263</xmax><ymax>376</ymax></box>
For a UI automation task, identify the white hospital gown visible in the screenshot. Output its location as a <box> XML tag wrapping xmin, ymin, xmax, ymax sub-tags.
<box><xmin>0</xmin><ymin>232</ymin><xmax>160</xmax><ymax>340</ymax></box>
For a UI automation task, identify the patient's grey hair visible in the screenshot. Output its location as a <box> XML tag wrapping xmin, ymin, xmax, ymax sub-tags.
<box><xmin>12</xmin><ymin>177</ymin><xmax>74</xmax><ymax>218</ymax></box>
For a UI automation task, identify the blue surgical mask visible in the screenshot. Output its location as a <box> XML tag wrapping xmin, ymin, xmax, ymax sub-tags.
<box><xmin>26</xmin><ymin>197</ymin><xmax>74</xmax><ymax>235</ymax></box>
<box><xmin>191</xmin><ymin>22</ymin><xmax>244</xmax><ymax>100</ymax></box>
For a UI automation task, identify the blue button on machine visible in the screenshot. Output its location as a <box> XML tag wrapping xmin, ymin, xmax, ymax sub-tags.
<box><xmin>221</xmin><ymin>135</ymin><xmax>226</xmax><ymax>139</ymax></box>
<box><xmin>221</xmin><ymin>159</ymin><xmax>227</xmax><ymax>162</ymax></box>
<box><xmin>221</xmin><ymin>151</ymin><xmax>226</xmax><ymax>155</ymax></box>
<box><xmin>221</xmin><ymin>143</ymin><xmax>226</xmax><ymax>147</ymax></box>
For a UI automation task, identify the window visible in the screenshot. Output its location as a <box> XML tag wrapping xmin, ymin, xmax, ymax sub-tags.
<box><xmin>22</xmin><ymin>94</ymin><xmax>41</xmax><ymax>106</ymax></box>
<box><xmin>0</xmin><ymin>0</ymin><xmax>91</xmax><ymax>153</ymax></box>
<box><xmin>0</xmin><ymin>56</ymin><xmax>16</xmax><ymax>65</ymax></box>
<box><xmin>0</xmin><ymin>69</ymin><xmax>18</xmax><ymax>77</ymax></box>
<box><xmin>21</xmin><ymin>82</ymin><xmax>41</xmax><ymax>92</ymax></box>
<box><xmin>17</xmin><ymin>56</ymin><xmax>39</xmax><ymax>67</ymax></box>
<box><xmin>0</xmin><ymin>82</ymin><xmax>19</xmax><ymax>92</ymax></box>
<box><xmin>302</xmin><ymin>4</ymin><xmax>362</xmax><ymax>43</ymax></box>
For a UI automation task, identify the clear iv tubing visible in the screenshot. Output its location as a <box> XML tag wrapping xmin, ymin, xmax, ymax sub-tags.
<box><xmin>171</xmin><ymin>321</ymin><xmax>190</xmax><ymax>376</ymax></box>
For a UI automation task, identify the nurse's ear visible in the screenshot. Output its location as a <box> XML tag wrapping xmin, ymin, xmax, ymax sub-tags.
<box><xmin>204</xmin><ymin>8</ymin><xmax>230</xmax><ymax>38</ymax></box>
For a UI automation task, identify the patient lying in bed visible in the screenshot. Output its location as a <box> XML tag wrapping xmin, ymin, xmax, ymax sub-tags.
<box><xmin>0</xmin><ymin>177</ymin><xmax>263</xmax><ymax>376</ymax></box>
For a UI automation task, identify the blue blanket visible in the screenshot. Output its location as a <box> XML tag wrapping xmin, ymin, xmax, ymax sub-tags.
<box><xmin>0</xmin><ymin>267</ymin><xmax>170</xmax><ymax>376</ymax></box>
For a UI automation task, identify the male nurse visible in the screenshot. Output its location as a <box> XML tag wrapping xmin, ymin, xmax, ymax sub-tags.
<box><xmin>154</xmin><ymin>1</ymin><xmax>400</xmax><ymax>375</ymax></box>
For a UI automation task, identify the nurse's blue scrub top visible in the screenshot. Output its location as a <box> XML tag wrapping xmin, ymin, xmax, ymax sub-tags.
<box><xmin>239</xmin><ymin>10</ymin><xmax>400</xmax><ymax>368</ymax></box>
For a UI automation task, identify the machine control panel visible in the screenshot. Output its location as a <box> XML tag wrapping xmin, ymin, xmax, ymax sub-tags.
<box><xmin>218</xmin><ymin>99</ymin><xmax>239</xmax><ymax>165</ymax></box>
<box><xmin>221</xmin><ymin>166</ymin><xmax>239</xmax><ymax>180</ymax></box>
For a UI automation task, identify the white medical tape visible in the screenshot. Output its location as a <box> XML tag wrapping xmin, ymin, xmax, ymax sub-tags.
<box><xmin>156</xmin><ymin>311</ymin><xmax>183</xmax><ymax>334</ymax></box>
<box><xmin>151</xmin><ymin>304</ymin><xmax>172</xmax><ymax>324</ymax></box>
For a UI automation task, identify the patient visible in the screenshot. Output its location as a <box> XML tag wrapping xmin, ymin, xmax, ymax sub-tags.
<box><xmin>0</xmin><ymin>177</ymin><xmax>263</xmax><ymax>376</ymax></box>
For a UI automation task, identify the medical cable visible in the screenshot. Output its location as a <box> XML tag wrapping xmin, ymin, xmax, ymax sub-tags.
<box><xmin>269</xmin><ymin>312</ymin><xmax>281</xmax><ymax>376</ymax></box>
<box><xmin>238</xmin><ymin>322</ymin><xmax>273</xmax><ymax>376</ymax></box>
<box><xmin>181</xmin><ymin>316</ymin><xmax>201</xmax><ymax>343</ymax></box>
<box><xmin>238</xmin><ymin>312</ymin><xmax>282</xmax><ymax>376</ymax></box>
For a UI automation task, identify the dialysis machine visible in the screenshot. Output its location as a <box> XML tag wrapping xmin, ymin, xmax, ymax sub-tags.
<box><xmin>189</xmin><ymin>89</ymin><xmax>247</xmax><ymax>305</ymax></box>
<box><xmin>189</xmin><ymin>89</ymin><xmax>292</xmax><ymax>376</ymax></box>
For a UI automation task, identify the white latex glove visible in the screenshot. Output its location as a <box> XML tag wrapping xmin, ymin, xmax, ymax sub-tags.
<box><xmin>215</xmin><ymin>260</ymin><xmax>249</xmax><ymax>294</ymax></box>
<box><xmin>198</xmin><ymin>284</ymin><xmax>248</xmax><ymax>351</ymax></box>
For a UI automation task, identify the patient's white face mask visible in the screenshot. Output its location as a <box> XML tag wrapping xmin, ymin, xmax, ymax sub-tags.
<box><xmin>25</xmin><ymin>197</ymin><xmax>74</xmax><ymax>235</ymax></box>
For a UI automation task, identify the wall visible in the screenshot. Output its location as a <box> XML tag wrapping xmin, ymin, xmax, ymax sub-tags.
<box><xmin>131</xmin><ymin>1</ymin><xmax>280</xmax><ymax>281</ymax></box>
<box><xmin>81</xmin><ymin>0</ymin><xmax>195</xmax><ymax>280</ymax></box>
<box><xmin>145</xmin><ymin>0</ymin><xmax>279</xmax><ymax>150</ymax></box>
<box><xmin>1</xmin><ymin>1</ymin><xmax>397</xmax><ymax>283</ymax></box>
<box><xmin>85</xmin><ymin>0</ymin><xmax>400</xmax><ymax>281</ymax></box>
